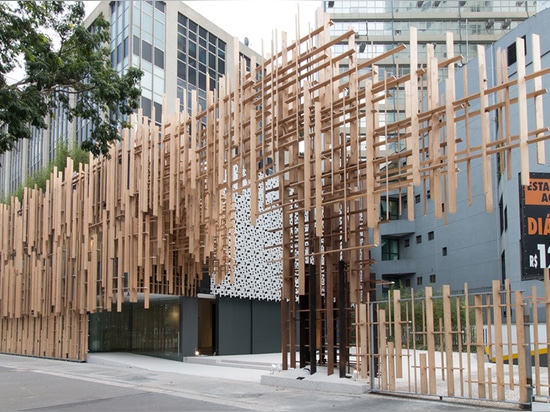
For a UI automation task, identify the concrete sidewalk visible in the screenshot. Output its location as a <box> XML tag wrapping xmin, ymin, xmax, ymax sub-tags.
<box><xmin>1</xmin><ymin>352</ymin><xmax>494</xmax><ymax>411</ymax></box>
<box><xmin>87</xmin><ymin>352</ymin><xmax>369</xmax><ymax>394</ymax></box>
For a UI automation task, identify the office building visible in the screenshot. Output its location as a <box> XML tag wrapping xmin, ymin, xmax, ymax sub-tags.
<box><xmin>0</xmin><ymin>1</ymin><xmax>259</xmax><ymax>197</ymax></box>
<box><xmin>325</xmin><ymin>0</ymin><xmax>549</xmax><ymax>123</ymax></box>
<box><xmin>321</xmin><ymin>1</ymin><xmax>550</xmax><ymax>295</ymax></box>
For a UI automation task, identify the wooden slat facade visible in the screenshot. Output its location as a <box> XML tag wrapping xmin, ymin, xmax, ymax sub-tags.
<box><xmin>373</xmin><ymin>275</ymin><xmax>550</xmax><ymax>408</ymax></box>
<box><xmin>0</xmin><ymin>10</ymin><xmax>549</xmax><ymax>392</ymax></box>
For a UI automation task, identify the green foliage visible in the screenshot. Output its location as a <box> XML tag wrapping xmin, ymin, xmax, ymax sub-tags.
<box><xmin>0</xmin><ymin>1</ymin><xmax>142</xmax><ymax>157</ymax></box>
<box><xmin>379</xmin><ymin>284</ymin><xmax>469</xmax><ymax>351</ymax></box>
<box><xmin>2</xmin><ymin>142</ymin><xmax>89</xmax><ymax>204</ymax></box>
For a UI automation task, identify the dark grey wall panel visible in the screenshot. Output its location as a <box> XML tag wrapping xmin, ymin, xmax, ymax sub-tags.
<box><xmin>216</xmin><ymin>297</ymin><xmax>251</xmax><ymax>355</ymax></box>
<box><xmin>180</xmin><ymin>297</ymin><xmax>198</xmax><ymax>357</ymax></box>
<box><xmin>251</xmin><ymin>300</ymin><xmax>281</xmax><ymax>354</ymax></box>
<box><xmin>216</xmin><ymin>297</ymin><xmax>281</xmax><ymax>355</ymax></box>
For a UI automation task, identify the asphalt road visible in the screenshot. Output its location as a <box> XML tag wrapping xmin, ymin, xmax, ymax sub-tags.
<box><xmin>0</xmin><ymin>354</ymin><xmax>510</xmax><ymax>411</ymax></box>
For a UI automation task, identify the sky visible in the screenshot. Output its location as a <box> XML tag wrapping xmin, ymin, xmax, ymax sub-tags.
<box><xmin>181</xmin><ymin>1</ymin><xmax>321</xmax><ymax>52</ymax></box>
<box><xmin>84</xmin><ymin>1</ymin><xmax>323</xmax><ymax>54</ymax></box>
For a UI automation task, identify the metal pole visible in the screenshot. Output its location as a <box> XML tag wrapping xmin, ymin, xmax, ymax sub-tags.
<box><xmin>309</xmin><ymin>263</ymin><xmax>317</xmax><ymax>374</ymax></box>
<box><xmin>525</xmin><ymin>313</ymin><xmax>533</xmax><ymax>406</ymax></box>
<box><xmin>369</xmin><ymin>300</ymin><xmax>376</xmax><ymax>391</ymax></box>
<box><xmin>339</xmin><ymin>260</ymin><xmax>348</xmax><ymax>378</ymax></box>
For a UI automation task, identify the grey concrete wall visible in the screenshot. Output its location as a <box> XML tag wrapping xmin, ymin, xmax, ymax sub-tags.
<box><xmin>180</xmin><ymin>297</ymin><xmax>198</xmax><ymax>357</ymax></box>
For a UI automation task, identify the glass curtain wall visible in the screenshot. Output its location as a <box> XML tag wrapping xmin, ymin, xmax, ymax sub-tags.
<box><xmin>89</xmin><ymin>299</ymin><xmax>181</xmax><ymax>360</ymax></box>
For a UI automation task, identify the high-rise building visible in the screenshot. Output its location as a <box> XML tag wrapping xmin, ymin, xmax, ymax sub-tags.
<box><xmin>325</xmin><ymin>0</ymin><xmax>549</xmax><ymax>123</ymax></box>
<box><xmin>324</xmin><ymin>1</ymin><xmax>550</xmax><ymax>295</ymax></box>
<box><xmin>0</xmin><ymin>1</ymin><xmax>260</xmax><ymax>199</ymax></box>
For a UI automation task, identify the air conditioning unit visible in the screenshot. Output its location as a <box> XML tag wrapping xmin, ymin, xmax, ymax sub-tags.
<box><xmin>485</xmin><ymin>19</ymin><xmax>494</xmax><ymax>29</ymax></box>
<box><xmin>502</xmin><ymin>19</ymin><xmax>511</xmax><ymax>29</ymax></box>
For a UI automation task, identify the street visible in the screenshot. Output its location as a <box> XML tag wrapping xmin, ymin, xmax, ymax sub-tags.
<box><xmin>0</xmin><ymin>354</ymin><xmax>508</xmax><ymax>411</ymax></box>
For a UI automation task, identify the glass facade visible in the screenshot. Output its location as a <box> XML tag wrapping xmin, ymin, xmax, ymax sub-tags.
<box><xmin>27</xmin><ymin>127</ymin><xmax>43</xmax><ymax>177</ymax></box>
<box><xmin>126</xmin><ymin>1</ymin><xmax>166</xmax><ymax>123</ymax></box>
<box><xmin>48</xmin><ymin>90</ymin><xmax>71</xmax><ymax>162</ymax></box>
<box><xmin>326</xmin><ymin>0</ymin><xmax>548</xmax><ymax>123</ymax></box>
<box><xmin>89</xmin><ymin>299</ymin><xmax>181</xmax><ymax>360</ymax></box>
<box><xmin>326</xmin><ymin>0</ymin><xmax>545</xmax><ymax>63</ymax></box>
<box><xmin>8</xmin><ymin>141</ymin><xmax>22</xmax><ymax>194</ymax></box>
<box><xmin>328</xmin><ymin>0</ymin><xmax>542</xmax><ymax>14</ymax></box>
<box><xmin>176</xmin><ymin>12</ymin><xmax>226</xmax><ymax>113</ymax></box>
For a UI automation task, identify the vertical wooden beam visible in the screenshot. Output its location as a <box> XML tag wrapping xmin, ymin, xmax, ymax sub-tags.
<box><xmin>516</xmin><ymin>37</ymin><xmax>530</xmax><ymax>187</ymax></box>
<box><xmin>409</xmin><ymin>27</ymin><xmax>420</xmax><ymax>187</ymax></box>
<box><xmin>442</xmin><ymin>285</ymin><xmax>455</xmax><ymax>396</ymax></box>
<box><xmin>379</xmin><ymin>308</ymin><xmax>387</xmax><ymax>390</ymax></box>
<box><xmin>393</xmin><ymin>289</ymin><xmax>402</xmax><ymax>379</ymax></box>
<box><xmin>492</xmin><ymin>280</ymin><xmax>505</xmax><ymax>400</ymax></box>
<box><xmin>477</xmin><ymin>45</ymin><xmax>493</xmax><ymax>212</ymax></box>
<box><xmin>425</xmin><ymin>287</ymin><xmax>436</xmax><ymax>394</ymax></box>
<box><xmin>446</xmin><ymin>32</ymin><xmax>457</xmax><ymax>214</ymax></box>
<box><xmin>531</xmin><ymin>34</ymin><xmax>545</xmax><ymax>165</ymax></box>
<box><xmin>515</xmin><ymin>290</ymin><xmax>529</xmax><ymax>404</ymax></box>
<box><xmin>474</xmin><ymin>294</ymin><xmax>487</xmax><ymax>398</ymax></box>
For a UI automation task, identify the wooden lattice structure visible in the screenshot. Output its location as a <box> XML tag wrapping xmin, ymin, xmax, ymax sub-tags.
<box><xmin>0</xmin><ymin>10</ymin><xmax>549</xmax><ymax>397</ymax></box>
<box><xmin>371</xmin><ymin>275</ymin><xmax>550</xmax><ymax>407</ymax></box>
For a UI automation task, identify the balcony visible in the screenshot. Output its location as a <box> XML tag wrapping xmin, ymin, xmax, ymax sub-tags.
<box><xmin>375</xmin><ymin>258</ymin><xmax>416</xmax><ymax>276</ymax></box>
<box><xmin>379</xmin><ymin>217</ymin><xmax>416</xmax><ymax>237</ymax></box>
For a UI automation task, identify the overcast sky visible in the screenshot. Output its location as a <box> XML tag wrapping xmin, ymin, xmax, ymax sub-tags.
<box><xmin>84</xmin><ymin>1</ymin><xmax>322</xmax><ymax>54</ymax></box>
<box><xmin>181</xmin><ymin>1</ymin><xmax>321</xmax><ymax>51</ymax></box>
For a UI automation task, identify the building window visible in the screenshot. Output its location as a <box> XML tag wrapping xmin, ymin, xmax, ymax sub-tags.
<box><xmin>154</xmin><ymin>1</ymin><xmax>165</xmax><ymax>13</ymax></box>
<box><xmin>499</xmin><ymin>197</ymin><xmax>505</xmax><ymax>234</ymax></box>
<box><xmin>426</xmin><ymin>189</ymin><xmax>431</xmax><ymax>199</ymax></box>
<box><xmin>428</xmin><ymin>231</ymin><xmax>434</xmax><ymax>240</ymax></box>
<box><xmin>133</xmin><ymin>35</ymin><xmax>140</xmax><ymax>56</ymax></box>
<box><xmin>141</xmin><ymin>96</ymin><xmax>152</xmax><ymax>119</ymax></box>
<box><xmin>501</xmin><ymin>251</ymin><xmax>506</xmax><ymax>285</ymax></box>
<box><xmin>142</xmin><ymin>40</ymin><xmax>152</xmax><ymax>62</ymax></box>
<box><xmin>380</xmin><ymin>197</ymin><xmax>399</xmax><ymax>221</ymax></box>
<box><xmin>416</xmin><ymin>235</ymin><xmax>422</xmax><ymax>244</ymax></box>
<box><xmin>404</xmin><ymin>238</ymin><xmax>410</xmax><ymax>248</ymax></box>
<box><xmin>417</xmin><ymin>277</ymin><xmax>423</xmax><ymax>286</ymax></box>
<box><xmin>442</xmin><ymin>247</ymin><xmax>447</xmax><ymax>256</ymax></box>
<box><xmin>415</xmin><ymin>194</ymin><xmax>421</xmax><ymax>203</ymax></box>
<box><xmin>504</xmin><ymin>207</ymin><xmax>508</xmax><ymax>231</ymax></box>
<box><xmin>507</xmin><ymin>35</ymin><xmax>526</xmax><ymax>66</ymax></box>
<box><xmin>381</xmin><ymin>238</ymin><xmax>399</xmax><ymax>261</ymax></box>
<box><xmin>154</xmin><ymin>47</ymin><xmax>164</xmax><ymax>68</ymax></box>
<box><xmin>154</xmin><ymin>101</ymin><xmax>162</xmax><ymax>124</ymax></box>
<box><xmin>405</xmin><ymin>279</ymin><xmax>411</xmax><ymax>287</ymax></box>
<box><xmin>430</xmin><ymin>274</ymin><xmax>436</xmax><ymax>283</ymax></box>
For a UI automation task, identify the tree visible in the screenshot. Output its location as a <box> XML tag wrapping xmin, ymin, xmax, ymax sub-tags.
<box><xmin>0</xmin><ymin>1</ymin><xmax>142</xmax><ymax>157</ymax></box>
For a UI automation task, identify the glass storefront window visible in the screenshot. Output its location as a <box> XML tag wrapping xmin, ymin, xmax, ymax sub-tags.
<box><xmin>89</xmin><ymin>299</ymin><xmax>181</xmax><ymax>360</ymax></box>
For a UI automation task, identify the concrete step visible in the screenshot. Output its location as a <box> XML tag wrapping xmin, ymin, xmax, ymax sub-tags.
<box><xmin>183</xmin><ymin>355</ymin><xmax>275</xmax><ymax>371</ymax></box>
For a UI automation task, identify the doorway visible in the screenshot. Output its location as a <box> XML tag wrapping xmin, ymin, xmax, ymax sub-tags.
<box><xmin>197</xmin><ymin>296</ymin><xmax>216</xmax><ymax>355</ymax></box>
